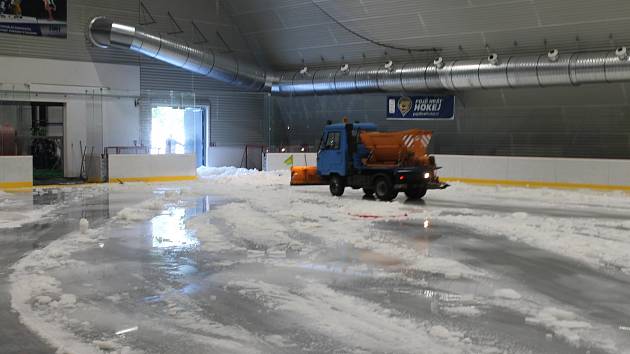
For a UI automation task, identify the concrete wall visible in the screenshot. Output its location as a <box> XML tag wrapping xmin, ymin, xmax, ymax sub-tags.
<box><xmin>263</xmin><ymin>153</ymin><xmax>630</xmax><ymax>189</ymax></box>
<box><xmin>0</xmin><ymin>156</ymin><xmax>33</xmax><ymax>189</ymax></box>
<box><xmin>270</xmin><ymin>86</ymin><xmax>630</xmax><ymax>159</ymax></box>
<box><xmin>0</xmin><ymin>55</ymin><xmax>141</xmax><ymax>178</ymax></box>
<box><xmin>108</xmin><ymin>154</ymin><xmax>196</xmax><ymax>182</ymax></box>
<box><xmin>206</xmin><ymin>146</ymin><xmax>263</xmax><ymax>170</ymax></box>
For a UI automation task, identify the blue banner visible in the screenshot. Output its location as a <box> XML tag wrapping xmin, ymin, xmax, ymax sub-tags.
<box><xmin>386</xmin><ymin>95</ymin><xmax>455</xmax><ymax>120</ymax></box>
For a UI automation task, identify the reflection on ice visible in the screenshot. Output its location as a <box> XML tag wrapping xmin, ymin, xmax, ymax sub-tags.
<box><xmin>151</xmin><ymin>208</ymin><xmax>199</xmax><ymax>249</ymax></box>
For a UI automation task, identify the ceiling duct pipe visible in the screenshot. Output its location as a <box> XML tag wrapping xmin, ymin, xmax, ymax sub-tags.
<box><xmin>89</xmin><ymin>17</ymin><xmax>630</xmax><ymax>96</ymax></box>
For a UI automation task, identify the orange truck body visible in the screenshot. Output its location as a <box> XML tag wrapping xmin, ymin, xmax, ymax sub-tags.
<box><xmin>358</xmin><ymin>129</ymin><xmax>433</xmax><ymax>168</ymax></box>
<box><xmin>290</xmin><ymin>166</ymin><xmax>325</xmax><ymax>186</ymax></box>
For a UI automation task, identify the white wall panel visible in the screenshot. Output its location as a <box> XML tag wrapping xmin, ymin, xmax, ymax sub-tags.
<box><xmin>207</xmin><ymin>147</ymin><xmax>247</xmax><ymax>168</ymax></box>
<box><xmin>458</xmin><ymin>156</ymin><xmax>509</xmax><ymax>180</ymax></box>
<box><xmin>0</xmin><ymin>55</ymin><xmax>140</xmax><ymax>94</ymax></box>
<box><xmin>103</xmin><ymin>98</ymin><xmax>141</xmax><ymax>148</ymax></box>
<box><xmin>507</xmin><ymin>157</ymin><xmax>557</xmax><ymax>183</ymax></box>
<box><xmin>554</xmin><ymin>159</ymin><xmax>610</xmax><ymax>185</ymax></box>
<box><xmin>608</xmin><ymin>161</ymin><xmax>630</xmax><ymax>186</ymax></box>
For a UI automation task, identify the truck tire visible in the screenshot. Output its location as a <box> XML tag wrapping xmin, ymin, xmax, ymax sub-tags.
<box><xmin>405</xmin><ymin>187</ymin><xmax>427</xmax><ymax>200</ymax></box>
<box><xmin>329</xmin><ymin>175</ymin><xmax>345</xmax><ymax>196</ymax></box>
<box><xmin>363</xmin><ymin>188</ymin><xmax>374</xmax><ymax>196</ymax></box>
<box><xmin>374</xmin><ymin>176</ymin><xmax>396</xmax><ymax>201</ymax></box>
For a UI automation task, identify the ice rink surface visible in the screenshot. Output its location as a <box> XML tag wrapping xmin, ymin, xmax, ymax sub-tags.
<box><xmin>1</xmin><ymin>168</ymin><xmax>630</xmax><ymax>354</ymax></box>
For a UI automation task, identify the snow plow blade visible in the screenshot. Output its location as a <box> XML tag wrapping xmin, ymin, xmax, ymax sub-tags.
<box><xmin>290</xmin><ymin>166</ymin><xmax>327</xmax><ymax>186</ymax></box>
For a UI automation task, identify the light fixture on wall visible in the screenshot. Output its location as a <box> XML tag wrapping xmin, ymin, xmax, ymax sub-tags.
<box><xmin>433</xmin><ymin>57</ymin><xmax>445</xmax><ymax>69</ymax></box>
<box><xmin>616</xmin><ymin>47</ymin><xmax>628</xmax><ymax>61</ymax></box>
<box><xmin>487</xmin><ymin>53</ymin><xmax>500</xmax><ymax>65</ymax></box>
<box><xmin>547</xmin><ymin>49</ymin><xmax>560</xmax><ymax>62</ymax></box>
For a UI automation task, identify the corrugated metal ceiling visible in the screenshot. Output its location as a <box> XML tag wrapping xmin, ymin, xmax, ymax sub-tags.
<box><xmin>223</xmin><ymin>0</ymin><xmax>630</xmax><ymax>70</ymax></box>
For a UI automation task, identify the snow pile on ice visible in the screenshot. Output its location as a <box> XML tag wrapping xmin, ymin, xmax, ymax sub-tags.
<box><xmin>525</xmin><ymin>307</ymin><xmax>592</xmax><ymax>346</ymax></box>
<box><xmin>197</xmin><ymin>166</ymin><xmax>257</xmax><ymax>178</ymax></box>
<box><xmin>429</xmin><ymin>325</ymin><xmax>465</xmax><ymax>342</ymax></box>
<box><xmin>11</xmin><ymin>235</ymin><xmax>103</xmax><ymax>353</ymax></box>
<box><xmin>116</xmin><ymin>198</ymin><xmax>166</xmax><ymax>222</ymax></box>
<box><xmin>186</xmin><ymin>215</ymin><xmax>239</xmax><ymax>253</ymax></box>
<box><xmin>0</xmin><ymin>204</ymin><xmax>56</xmax><ymax>230</ymax></box>
<box><xmin>442</xmin><ymin>306</ymin><xmax>482</xmax><ymax>317</ymax></box>
<box><xmin>493</xmin><ymin>288</ymin><xmax>522</xmax><ymax>300</ymax></box>
<box><xmin>79</xmin><ymin>218</ymin><xmax>89</xmax><ymax>234</ymax></box>
<box><xmin>193</xmin><ymin>167</ymin><xmax>290</xmax><ymax>187</ymax></box>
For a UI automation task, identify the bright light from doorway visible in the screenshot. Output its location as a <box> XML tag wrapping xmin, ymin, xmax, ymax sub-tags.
<box><xmin>151</xmin><ymin>106</ymin><xmax>186</xmax><ymax>155</ymax></box>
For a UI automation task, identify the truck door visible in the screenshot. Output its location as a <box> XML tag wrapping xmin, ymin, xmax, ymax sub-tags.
<box><xmin>317</xmin><ymin>130</ymin><xmax>346</xmax><ymax>176</ymax></box>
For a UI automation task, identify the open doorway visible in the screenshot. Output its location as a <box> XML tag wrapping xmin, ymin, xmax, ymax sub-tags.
<box><xmin>0</xmin><ymin>101</ymin><xmax>65</xmax><ymax>183</ymax></box>
<box><xmin>150</xmin><ymin>106</ymin><xmax>207</xmax><ymax>167</ymax></box>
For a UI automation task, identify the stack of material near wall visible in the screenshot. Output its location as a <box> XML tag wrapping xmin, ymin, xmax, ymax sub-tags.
<box><xmin>0</xmin><ymin>124</ymin><xmax>17</xmax><ymax>156</ymax></box>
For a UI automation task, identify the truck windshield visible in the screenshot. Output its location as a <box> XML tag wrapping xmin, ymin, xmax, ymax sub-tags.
<box><xmin>324</xmin><ymin>132</ymin><xmax>341</xmax><ymax>150</ymax></box>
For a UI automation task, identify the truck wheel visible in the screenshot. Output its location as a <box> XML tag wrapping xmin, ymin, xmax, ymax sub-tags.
<box><xmin>374</xmin><ymin>177</ymin><xmax>396</xmax><ymax>201</ymax></box>
<box><xmin>363</xmin><ymin>188</ymin><xmax>374</xmax><ymax>196</ymax></box>
<box><xmin>405</xmin><ymin>187</ymin><xmax>427</xmax><ymax>200</ymax></box>
<box><xmin>329</xmin><ymin>175</ymin><xmax>345</xmax><ymax>196</ymax></box>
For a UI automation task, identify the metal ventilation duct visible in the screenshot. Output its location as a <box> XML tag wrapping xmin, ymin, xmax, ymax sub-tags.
<box><xmin>89</xmin><ymin>17</ymin><xmax>630</xmax><ymax>96</ymax></box>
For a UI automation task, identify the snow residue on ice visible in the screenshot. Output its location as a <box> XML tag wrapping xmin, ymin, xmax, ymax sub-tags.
<box><xmin>525</xmin><ymin>307</ymin><xmax>592</xmax><ymax>346</ymax></box>
<box><xmin>493</xmin><ymin>288</ymin><xmax>522</xmax><ymax>300</ymax></box>
<box><xmin>225</xmin><ymin>278</ymin><xmax>483</xmax><ymax>353</ymax></box>
<box><xmin>442</xmin><ymin>210</ymin><xmax>630</xmax><ymax>274</ymax></box>
<box><xmin>212</xmin><ymin>202</ymin><xmax>295</xmax><ymax>249</ymax></box>
<box><xmin>192</xmin><ymin>173</ymin><xmax>487</xmax><ymax>278</ymax></box>
<box><xmin>11</xmin><ymin>231</ymin><xmax>106</xmax><ymax>354</ymax></box>
<box><xmin>442</xmin><ymin>306</ymin><xmax>483</xmax><ymax>317</ymax></box>
<box><xmin>116</xmin><ymin>198</ymin><xmax>166</xmax><ymax>222</ymax></box>
<box><xmin>185</xmin><ymin>214</ymin><xmax>244</xmax><ymax>253</ymax></box>
<box><xmin>0</xmin><ymin>204</ymin><xmax>56</xmax><ymax>229</ymax></box>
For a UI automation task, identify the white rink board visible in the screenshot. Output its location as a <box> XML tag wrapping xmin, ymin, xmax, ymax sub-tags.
<box><xmin>265</xmin><ymin>153</ymin><xmax>630</xmax><ymax>187</ymax></box>
<box><xmin>436</xmin><ymin>155</ymin><xmax>630</xmax><ymax>187</ymax></box>
<box><xmin>108</xmin><ymin>154</ymin><xmax>196</xmax><ymax>180</ymax></box>
<box><xmin>0</xmin><ymin>156</ymin><xmax>32</xmax><ymax>184</ymax></box>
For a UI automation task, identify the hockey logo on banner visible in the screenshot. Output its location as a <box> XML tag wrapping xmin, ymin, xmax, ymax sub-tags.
<box><xmin>387</xmin><ymin>95</ymin><xmax>455</xmax><ymax>120</ymax></box>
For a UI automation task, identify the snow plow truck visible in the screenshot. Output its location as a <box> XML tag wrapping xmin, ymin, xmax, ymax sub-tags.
<box><xmin>290</xmin><ymin>121</ymin><xmax>449</xmax><ymax>201</ymax></box>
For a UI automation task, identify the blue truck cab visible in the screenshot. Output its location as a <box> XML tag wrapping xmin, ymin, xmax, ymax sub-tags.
<box><xmin>317</xmin><ymin>123</ymin><xmax>377</xmax><ymax>177</ymax></box>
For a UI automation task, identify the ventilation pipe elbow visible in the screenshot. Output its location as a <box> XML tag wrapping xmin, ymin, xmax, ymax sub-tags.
<box><xmin>88</xmin><ymin>17</ymin><xmax>114</xmax><ymax>48</ymax></box>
